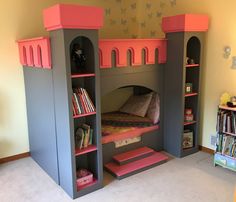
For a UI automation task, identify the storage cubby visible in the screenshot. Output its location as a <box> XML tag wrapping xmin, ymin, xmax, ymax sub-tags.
<box><xmin>164</xmin><ymin>30</ymin><xmax>205</xmax><ymax>157</ymax></box>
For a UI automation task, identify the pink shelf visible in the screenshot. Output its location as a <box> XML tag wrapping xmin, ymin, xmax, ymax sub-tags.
<box><xmin>77</xmin><ymin>178</ymin><xmax>98</xmax><ymax>191</ymax></box>
<box><xmin>75</xmin><ymin>145</ymin><xmax>97</xmax><ymax>156</ymax></box>
<box><xmin>73</xmin><ymin>111</ymin><xmax>96</xmax><ymax>119</ymax></box>
<box><xmin>219</xmin><ymin>105</ymin><xmax>236</xmax><ymax>112</ymax></box>
<box><xmin>185</xmin><ymin>92</ymin><xmax>198</xmax><ymax>97</ymax></box>
<box><xmin>186</xmin><ymin>64</ymin><xmax>200</xmax><ymax>68</ymax></box>
<box><xmin>71</xmin><ymin>73</ymin><xmax>95</xmax><ymax>78</ymax></box>
<box><xmin>184</xmin><ymin>121</ymin><xmax>197</xmax><ymax>126</ymax></box>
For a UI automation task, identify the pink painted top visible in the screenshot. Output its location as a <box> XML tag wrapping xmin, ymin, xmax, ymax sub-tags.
<box><xmin>43</xmin><ymin>4</ymin><xmax>104</xmax><ymax>31</ymax></box>
<box><xmin>162</xmin><ymin>14</ymin><xmax>209</xmax><ymax>33</ymax></box>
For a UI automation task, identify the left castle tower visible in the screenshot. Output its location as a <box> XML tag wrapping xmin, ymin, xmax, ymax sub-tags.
<box><xmin>17</xmin><ymin>4</ymin><xmax>104</xmax><ymax>199</ymax></box>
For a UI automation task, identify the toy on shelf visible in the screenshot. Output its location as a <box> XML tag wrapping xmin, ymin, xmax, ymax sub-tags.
<box><xmin>185</xmin><ymin>108</ymin><xmax>194</xmax><ymax>122</ymax></box>
<box><xmin>71</xmin><ymin>43</ymin><xmax>86</xmax><ymax>68</ymax></box>
<box><xmin>185</xmin><ymin>83</ymin><xmax>193</xmax><ymax>94</ymax></box>
<box><xmin>183</xmin><ymin>130</ymin><xmax>193</xmax><ymax>149</ymax></box>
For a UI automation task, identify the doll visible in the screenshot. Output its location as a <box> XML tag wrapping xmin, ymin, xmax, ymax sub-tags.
<box><xmin>71</xmin><ymin>43</ymin><xmax>86</xmax><ymax>68</ymax></box>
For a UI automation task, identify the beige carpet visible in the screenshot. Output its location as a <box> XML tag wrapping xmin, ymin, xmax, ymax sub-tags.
<box><xmin>0</xmin><ymin>151</ymin><xmax>235</xmax><ymax>202</ymax></box>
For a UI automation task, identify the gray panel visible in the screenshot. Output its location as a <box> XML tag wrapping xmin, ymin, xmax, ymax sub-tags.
<box><xmin>23</xmin><ymin>67</ymin><xmax>59</xmax><ymax>183</ymax></box>
<box><xmin>50</xmin><ymin>29</ymin><xmax>103</xmax><ymax>198</ymax></box>
<box><xmin>163</xmin><ymin>32</ymin><xmax>205</xmax><ymax>157</ymax></box>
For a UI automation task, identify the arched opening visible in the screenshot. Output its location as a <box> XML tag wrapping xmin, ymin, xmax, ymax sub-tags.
<box><xmin>127</xmin><ymin>49</ymin><xmax>134</xmax><ymax>66</ymax></box>
<box><xmin>155</xmin><ymin>48</ymin><xmax>159</xmax><ymax>64</ymax></box>
<box><xmin>37</xmin><ymin>45</ymin><xmax>42</xmax><ymax>67</ymax></box>
<box><xmin>142</xmin><ymin>48</ymin><xmax>148</xmax><ymax>65</ymax></box>
<box><xmin>29</xmin><ymin>46</ymin><xmax>34</xmax><ymax>66</ymax></box>
<box><xmin>101</xmin><ymin>85</ymin><xmax>160</xmax><ymax>148</ymax></box>
<box><xmin>22</xmin><ymin>46</ymin><xmax>27</xmax><ymax>65</ymax></box>
<box><xmin>187</xmin><ymin>36</ymin><xmax>201</xmax><ymax>64</ymax></box>
<box><xmin>111</xmin><ymin>48</ymin><xmax>119</xmax><ymax>67</ymax></box>
<box><xmin>185</xmin><ymin>36</ymin><xmax>201</xmax><ymax>93</ymax></box>
<box><xmin>70</xmin><ymin>36</ymin><xmax>94</xmax><ymax>74</ymax></box>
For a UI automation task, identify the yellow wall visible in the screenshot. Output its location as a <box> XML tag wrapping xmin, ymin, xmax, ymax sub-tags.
<box><xmin>1</xmin><ymin>0</ymin><xmax>236</xmax><ymax>158</ymax></box>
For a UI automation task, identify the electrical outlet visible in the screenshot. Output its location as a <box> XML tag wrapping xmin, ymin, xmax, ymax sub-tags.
<box><xmin>210</xmin><ymin>135</ymin><xmax>217</xmax><ymax>146</ymax></box>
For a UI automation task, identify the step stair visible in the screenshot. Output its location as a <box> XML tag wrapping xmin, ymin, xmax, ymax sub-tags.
<box><xmin>105</xmin><ymin>148</ymin><xmax>168</xmax><ymax>179</ymax></box>
<box><xmin>113</xmin><ymin>146</ymin><xmax>154</xmax><ymax>165</ymax></box>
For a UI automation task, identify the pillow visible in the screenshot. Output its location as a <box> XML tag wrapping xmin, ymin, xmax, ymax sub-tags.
<box><xmin>119</xmin><ymin>93</ymin><xmax>153</xmax><ymax>117</ymax></box>
<box><xmin>146</xmin><ymin>93</ymin><xmax>160</xmax><ymax>124</ymax></box>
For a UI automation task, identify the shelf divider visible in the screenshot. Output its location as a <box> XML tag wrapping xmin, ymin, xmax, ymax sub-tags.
<box><xmin>73</xmin><ymin>111</ymin><xmax>96</xmax><ymax>119</ymax></box>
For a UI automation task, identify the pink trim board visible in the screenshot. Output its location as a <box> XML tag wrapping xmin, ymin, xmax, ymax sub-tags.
<box><xmin>99</xmin><ymin>39</ymin><xmax>167</xmax><ymax>68</ymax></box>
<box><xmin>162</xmin><ymin>14</ymin><xmax>209</xmax><ymax>33</ymax></box>
<box><xmin>17</xmin><ymin>37</ymin><xmax>51</xmax><ymax>69</ymax></box>
<box><xmin>102</xmin><ymin>125</ymin><xmax>159</xmax><ymax>144</ymax></box>
<box><xmin>43</xmin><ymin>4</ymin><xmax>104</xmax><ymax>31</ymax></box>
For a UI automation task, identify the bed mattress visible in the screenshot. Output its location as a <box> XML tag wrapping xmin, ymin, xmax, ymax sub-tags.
<box><xmin>101</xmin><ymin>112</ymin><xmax>159</xmax><ymax>144</ymax></box>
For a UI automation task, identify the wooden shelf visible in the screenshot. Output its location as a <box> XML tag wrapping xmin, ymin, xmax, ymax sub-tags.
<box><xmin>73</xmin><ymin>112</ymin><xmax>96</xmax><ymax>119</ymax></box>
<box><xmin>184</xmin><ymin>121</ymin><xmax>197</xmax><ymax>126</ymax></box>
<box><xmin>185</xmin><ymin>92</ymin><xmax>198</xmax><ymax>97</ymax></box>
<box><xmin>186</xmin><ymin>64</ymin><xmax>200</xmax><ymax>68</ymax></box>
<box><xmin>219</xmin><ymin>105</ymin><xmax>236</xmax><ymax>112</ymax></box>
<box><xmin>77</xmin><ymin>178</ymin><xmax>98</xmax><ymax>191</ymax></box>
<box><xmin>71</xmin><ymin>73</ymin><xmax>95</xmax><ymax>78</ymax></box>
<box><xmin>75</xmin><ymin>145</ymin><xmax>97</xmax><ymax>156</ymax></box>
<box><xmin>219</xmin><ymin>131</ymin><xmax>236</xmax><ymax>137</ymax></box>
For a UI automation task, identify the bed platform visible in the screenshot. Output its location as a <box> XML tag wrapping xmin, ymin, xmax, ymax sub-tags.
<box><xmin>99</xmin><ymin>39</ymin><xmax>168</xmax><ymax>176</ymax></box>
<box><xmin>101</xmin><ymin>111</ymin><xmax>159</xmax><ymax>144</ymax></box>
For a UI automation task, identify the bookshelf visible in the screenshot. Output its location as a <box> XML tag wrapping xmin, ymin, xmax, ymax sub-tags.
<box><xmin>214</xmin><ymin>105</ymin><xmax>236</xmax><ymax>172</ymax></box>
<box><xmin>164</xmin><ymin>32</ymin><xmax>205</xmax><ymax>157</ymax></box>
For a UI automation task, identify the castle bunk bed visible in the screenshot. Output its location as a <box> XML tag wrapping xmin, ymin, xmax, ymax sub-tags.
<box><xmin>99</xmin><ymin>39</ymin><xmax>167</xmax><ymax>164</ymax></box>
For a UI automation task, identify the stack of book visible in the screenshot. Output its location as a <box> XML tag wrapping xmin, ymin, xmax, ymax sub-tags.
<box><xmin>216</xmin><ymin>133</ymin><xmax>236</xmax><ymax>158</ymax></box>
<box><xmin>72</xmin><ymin>87</ymin><xmax>96</xmax><ymax>116</ymax></box>
<box><xmin>217</xmin><ymin>109</ymin><xmax>236</xmax><ymax>134</ymax></box>
<box><xmin>75</xmin><ymin>124</ymin><xmax>93</xmax><ymax>149</ymax></box>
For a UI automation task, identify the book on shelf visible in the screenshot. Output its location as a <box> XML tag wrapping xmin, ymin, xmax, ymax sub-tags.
<box><xmin>216</xmin><ymin>133</ymin><xmax>236</xmax><ymax>158</ymax></box>
<box><xmin>72</xmin><ymin>87</ymin><xmax>96</xmax><ymax>116</ymax></box>
<box><xmin>75</xmin><ymin>124</ymin><xmax>93</xmax><ymax>150</ymax></box>
<box><xmin>217</xmin><ymin>109</ymin><xmax>236</xmax><ymax>135</ymax></box>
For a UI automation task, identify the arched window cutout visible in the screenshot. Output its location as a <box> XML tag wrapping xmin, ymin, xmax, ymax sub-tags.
<box><xmin>37</xmin><ymin>45</ymin><xmax>42</xmax><ymax>67</ymax></box>
<box><xmin>142</xmin><ymin>48</ymin><xmax>148</xmax><ymax>65</ymax></box>
<box><xmin>111</xmin><ymin>48</ymin><xmax>119</xmax><ymax>67</ymax></box>
<box><xmin>155</xmin><ymin>48</ymin><xmax>159</xmax><ymax>64</ymax></box>
<box><xmin>29</xmin><ymin>46</ymin><xmax>34</xmax><ymax>66</ymax></box>
<box><xmin>187</xmin><ymin>37</ymin><xmax>201</xmax><ymax>64</ymax></box>
<box><xmin>127</xmin><ymin>49</ymin><xmax>134</xmax><ymax>66</ymax></box>
<box><xmin>22</xmin><ymin>46</ymin><xmax>27</xmax><ymax>65</ymax></box>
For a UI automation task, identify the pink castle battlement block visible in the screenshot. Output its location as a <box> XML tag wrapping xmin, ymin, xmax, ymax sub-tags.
<box><xmin>17</xmin><ymin>37</ymin><xmax>51</xmax><ymax>69</ymax></box>
<box><xmin>43</xmin><ymin>4</ymin><xmax>104</xmax><ymax>31</ymax></box>
<box><xmin>162</xmin><ymin>14</ymin><xmax>209</xmax><ymax>33</ymax></box>
<box><xmin>99</xmin><ymin>39</ymin><xmax>167</xmax><ymax>68</ymax></box>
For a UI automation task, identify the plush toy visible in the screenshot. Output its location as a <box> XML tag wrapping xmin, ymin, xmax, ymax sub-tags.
<box><xmin>71</xmin><ymin>43</ymin><xmax>86</xmax><ymax>68</ymax></box>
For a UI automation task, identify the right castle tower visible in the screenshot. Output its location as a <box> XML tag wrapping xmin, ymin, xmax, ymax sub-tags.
<box><xmin>162</xmin><ymin>14</ymin><xmax>209</xmax><ymax>157</ymax></box>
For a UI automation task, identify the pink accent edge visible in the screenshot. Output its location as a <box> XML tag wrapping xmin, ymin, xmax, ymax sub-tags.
<box><xmin>17</xmin><ymin>37</ymin><xmax>51</xmax><ymax>69</ymax></box>
<box><xmin>113</xmin><ymin>147</ymin><xmax>154</xmax><ymax>163</ymax></box>
<box><xmin>43</xmin><ymin>4</ymin><xmax>104</xmax><ymax>31</ymax></box>
<box><xmin>73</xmin><ymin>111</ymin><xmax>96</xmax><ymax>119</ymax></box>
<box><xmin>185</xmin><ymin>92</ymin><xmax>198</xmax><ymax>97</ymax></box>
<box><xmin>99</xmin><ymin>39</ymin><xmax>167</xmax><ymax>68</ymax></box>
<box><xmin>102</xmin><ymin>125</ymin><xmax>159</xmax><ymax>144</ymax></box>
<box><xmin>105</xmin><ymin>152</ymin><xmax>168</xmax><ymax>177</ymax></box>
<box><xmin>75</xmin><ymin>145</ymin><xmax>97</xmax><ymax>156</ymax></box>
<box><xmin>71</xmin><ymin>73</ymin><xmax>95</xmax><ymax>78</ymax></box>
<box><xmin>162</xmin><ymin>14</ymin><xmax>209</xmax><ymax>33</ymax></box>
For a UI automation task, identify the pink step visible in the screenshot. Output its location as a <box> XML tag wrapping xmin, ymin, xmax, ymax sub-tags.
<box><xmin>105</xmin><ymin>152</ymin><xmax>168</xmax><ymax>179</ymax></box>
<box><xmin>113</xmin><ymin>147</ymin><xmax>154</xmax><ymax>165</ymax></box>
